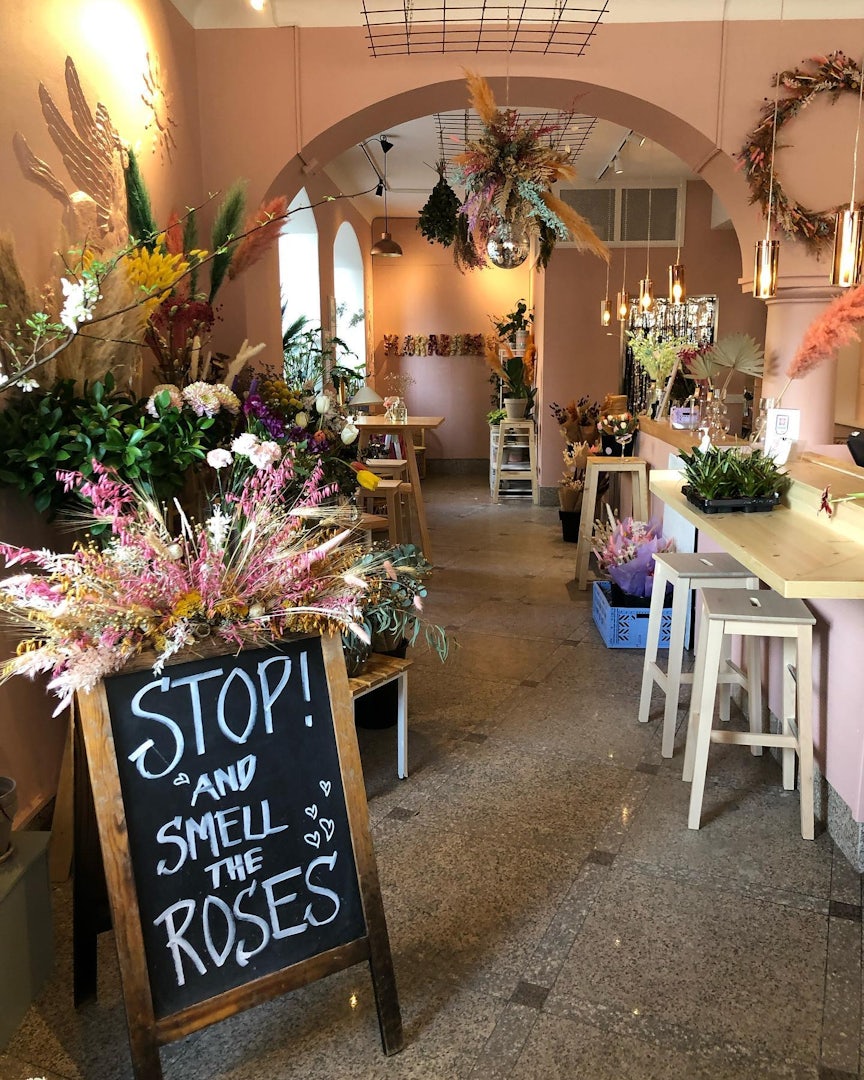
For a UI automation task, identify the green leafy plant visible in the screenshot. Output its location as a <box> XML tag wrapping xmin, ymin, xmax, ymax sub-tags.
<box><xmin>417</xmin><ymin>161</ymin><xmax>461</xmax><ymax>248</ymax></box>
<box><xmin>683</xmin><ymin>334</ymin><xmax>765</xmax><ymax>395</ymax></box>
<box><xmin>492</xmin><ymin>299</ymin><xmax>534</xmax><ymax>343</ymax></box>
<box><xmin>0</xmin><ymin>374</ymin><xmax>215</xmax><ymax>518</ymax></box>
<box><xmin>487</xmin><ymin>407</ymin><xmax>507</xmax><ymax>425</ymax></box>
<box><xmin>678</xmin><ymin>446</ymin><xmax>790</xmax><ymax>500</ymax></box>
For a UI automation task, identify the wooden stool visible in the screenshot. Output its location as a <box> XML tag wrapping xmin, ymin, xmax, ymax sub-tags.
<box><xmin>575</xmin><ymin>456</ymin><xmax>650</xmax><ymax>589</ymax></box>
<box><xmin>357</xmin><ymin>512</ymin><xmax>391</xmax><ymax>548</ymax></box>
<box><xmin>355</xmin><ymin>479</ymin><xmax>406</xmax><ymax>545</ymax></box>
<box><xmin>364</xmin><ymin>458</ymin><xmax>409</xmax><ymax>481</ymax></box>
<box><xmin>348</xmin><ymin>653</ymin><xmax>412</xmax><ymax>778</ymax></box>
<box><xmin>683</xmin><ymin>588</ymin><xmax>816</xmax><ymax>839</ymax></box>
<box><xmin>638</xmin><ymin>553</ymin><xmax>760</xmax><ymax>758</ymax></box>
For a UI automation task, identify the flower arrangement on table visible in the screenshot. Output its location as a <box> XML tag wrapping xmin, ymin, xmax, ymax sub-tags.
<box><xmin>598</xmin><ymin>411</ymin><xmax>639</xmax><ymax>455</ymax></box>
<box><xmin>628</xmin><ymin>332</ymin><xmax>691</xmax><ymax>386</ymax></box>
<box><xmin>592</xmin><ymin>511</ymin><xmax>675</xmax><ymax>599</ymax></box>
<box><xmin>0</xmin><ymin>442</ymin><xmax>443</xmax><ymax>714</ymax></box>
<box><xmin>448</xmin><ymin>73</ymin><xmax>609</xmax><ymax>270</ymax></box>
<box><xmin>680</xmin><ymin>334</ymin><xmax>765</xmax><ymax>397</ymax></box>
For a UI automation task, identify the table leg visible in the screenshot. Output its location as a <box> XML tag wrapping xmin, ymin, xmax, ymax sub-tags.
<box><xmin>404</xmin><ymin>439</ymin><xmax>432</xmax><ymax>560</ymax></box>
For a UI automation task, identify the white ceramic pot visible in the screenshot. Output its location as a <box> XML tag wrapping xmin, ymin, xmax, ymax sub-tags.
<box><xmin>504</xmin><ymin>398</ymin><xmax>528</xmax><ymax>420</ymax></box>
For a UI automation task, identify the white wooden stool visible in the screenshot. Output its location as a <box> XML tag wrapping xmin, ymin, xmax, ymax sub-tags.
<box><xmin>492</xmin><ymin>420</ymin><xmax>538</xmax><ymax>504</ymax></box>
<box><xmin>683</xmin><ymin>588</ymin><xmax>816</xmax><ymax>839</ymax></box>
<box><xmin>575</xmin><ymin>456</ymin><xmax>649</xmax><ymax>589</ymax></box>
<box><xmin>638</xmin><ymin>553</ymin><xmax>760</xmax><ymax>758</ymax></box>
<box><xmin>348</xmin><ymin>653</ymin><xmax>412</xmax><ymax>778</ymax></box>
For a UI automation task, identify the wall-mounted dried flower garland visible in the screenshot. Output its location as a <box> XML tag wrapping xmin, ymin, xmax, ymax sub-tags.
<box><xmin>382</xmin><ymin>333</ymin><xmax>496</xmax><ymax>357</ymax></box>
<box><xmin>738</xmin><ymin>51</ymin><xmax>862</xmax><ymax>248</ymax></box>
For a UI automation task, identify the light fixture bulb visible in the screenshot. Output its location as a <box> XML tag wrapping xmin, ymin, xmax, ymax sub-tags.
<box><xmin>753</xmin><ymin>239</ymin><xmax>779</xmax><ymax>299</ymax></box>
<box><xmin>600</xmin><ymin>299</ymin><xmax>612</xmax><ymax>327</ymax></box>
<box><xmin>617</xmin><ymin>291</ymin><xmax>629</xmax><ymax>320</ymax></box>
<box><xmin>669</xmin><ymin>264</ymin><xmax>686</xmax><ymax>305</ymax></box>
<box><xmin>831</xmin><ymin>208</ymin><xmax>864</xmax><ymax>288</ymax></box>
<box><xmin>249</xmin><ymin>0</ymin><xmax>266</xmax><ymax>10</ymax></box>
<box><xmin>613</xmin><ymin>156</ymin><xmax>624</xmax><ymax>175</ymax></box>
<box><xmin>638</xmin><ymin>278</ymin><xmax>654</xmax><ymax>311</ymax></box>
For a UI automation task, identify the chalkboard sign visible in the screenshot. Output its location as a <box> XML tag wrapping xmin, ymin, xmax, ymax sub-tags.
<box><xmin>76</xmin><ymin>634</ymin><xmax>401</xmax><ymax>1080</ymax></box>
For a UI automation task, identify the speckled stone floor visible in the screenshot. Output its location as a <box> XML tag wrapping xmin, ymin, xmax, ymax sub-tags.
<box><xmin>3</xmin><ymin>474</ymin><xmax>861</xmax><ymax>1080</ymax></box>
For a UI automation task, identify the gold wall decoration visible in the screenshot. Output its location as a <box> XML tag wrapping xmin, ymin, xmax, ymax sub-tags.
<box><xmin>142</xmin><ymin>50</ymin><xmax>177</xmax><ymax>162</ymax></box>
<box><xmin>12</xmin><ymin>55</ymin><xmax>128</xmax><ymax>250</ymax></box>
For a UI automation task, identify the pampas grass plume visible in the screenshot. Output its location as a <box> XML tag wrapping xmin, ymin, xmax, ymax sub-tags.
<box><xmin>788</xmin><ymin>283</ymin><xmax>864</xmax><ymax>380</ymax></box>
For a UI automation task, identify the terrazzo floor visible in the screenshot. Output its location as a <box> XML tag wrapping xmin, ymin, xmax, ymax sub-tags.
<box><xmin>3</xmin><ymin>474</ymin><xmax>862</xmax><ymax>1080</ymax></box>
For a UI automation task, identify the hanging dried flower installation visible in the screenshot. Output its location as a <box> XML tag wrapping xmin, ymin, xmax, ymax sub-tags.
<box><xmin>738</xmin><ymin>52</ymin><xmax>862</xmax><ymax>249</ymax></box>
<box><xmin>450</xmin><ymin>73</ymin><xmax>609</xmax><ymax>271</ymax></box>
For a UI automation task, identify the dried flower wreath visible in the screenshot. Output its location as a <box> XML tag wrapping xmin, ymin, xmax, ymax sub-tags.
<box><xmin>738</xmin><ymin>51</ymin><xmax>862</xmax><ymax>249</ymax></box>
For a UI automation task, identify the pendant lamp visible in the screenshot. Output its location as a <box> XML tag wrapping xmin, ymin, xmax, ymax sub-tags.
<box><xmin>640</xmin><ymin>185</ymin><xmax>654</xmax><ymax>312</ymax></box>
<box><xmin>831</xmin><ymin>57</ymin><xmax>864</xmax><ymax>287</ymax></box>
<box><xmin>668</xmin><ymin>257</ymin><xmax>686</xmax><ymax>304</ymax></box>
<box><xmin>754</xmin><ymin>2</ymin><xmax>783</xmax><ymax>298</ymax></box>
<box><xmin>371</xmin><ymin>135</ymin><xmax>403</xmax><ymax>258</ymax></box>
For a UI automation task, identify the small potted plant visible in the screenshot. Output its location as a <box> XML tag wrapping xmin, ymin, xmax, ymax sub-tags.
<box><xmin>493</xmin><ymin>299</ymin><xmax>534</xmax><ymax>353</ymax></box>
<box><xmin>678</xmin><ymin>445</ymin><xmax>790</xmax><ymax>513</ymax></box>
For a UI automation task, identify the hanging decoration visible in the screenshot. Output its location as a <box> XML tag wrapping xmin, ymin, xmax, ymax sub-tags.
<box><xmin>786</xmin><ymin>283</ymin><xmax>864</xmax><ymax>382</ymax></box>
<box><xmin>450</xmin><ymin>72</ymin><xmax>609</xmax><ymax>270</ymax></box>
<box><xmin>417</xmin><ymin>160</ymin><xmax>462</xmax><ymax>247</ymax></box>
<box><xmin>738</xmin><ymin>52</ymin><xmax>863</xmax><ymax>249</ymax></box>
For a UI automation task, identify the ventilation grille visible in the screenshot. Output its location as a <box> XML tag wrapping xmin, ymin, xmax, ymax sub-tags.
<box><xmin>559</xmin><ymin>186</ymin><xmax>683</xmax><ymax>245</ymax></box>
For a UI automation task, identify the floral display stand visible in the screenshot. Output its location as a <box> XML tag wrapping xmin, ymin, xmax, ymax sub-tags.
<box><xmin>592</xmin><ymin>580</ymin><xmax>674</xmax><ymax>649</ymax></box>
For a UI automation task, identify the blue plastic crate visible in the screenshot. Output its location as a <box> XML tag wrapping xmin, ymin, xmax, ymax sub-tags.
<box><xmin>592</xmin><ymin>580</ymin><xmax>673</xmax><ymax>649</ymax></box>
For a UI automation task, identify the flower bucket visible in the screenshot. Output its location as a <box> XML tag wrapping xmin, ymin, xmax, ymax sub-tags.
<box><xmin>504</xmin><ymin>398</ymin><xmax>528</xmax><ymax>420</ymax></box>
<box><xmin>558</xmin><ymin>509</ymin><xmax>582</xmax><ymax>542</ymax></box>
<box><xmin>0</xmin><ymin>776</ymin><xmax>17</xmax><ymax>858</ymax></box>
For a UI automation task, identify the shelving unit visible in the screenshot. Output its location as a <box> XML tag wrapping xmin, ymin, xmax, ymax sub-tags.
<box><xmin>490</xmin><ymin>421</ymin><xmax>538</xmax><ymax>503</ymax></box>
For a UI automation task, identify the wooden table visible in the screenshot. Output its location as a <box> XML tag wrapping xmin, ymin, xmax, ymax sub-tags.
<box><xmin>650</xmin><ymin>464</ymin><xmax>864</xmax><ymax>599</ymax></box>
<box><xmin>354</xmin><ymin>415</ymin><xmax>444</xmax><ymax>559</ymax></box>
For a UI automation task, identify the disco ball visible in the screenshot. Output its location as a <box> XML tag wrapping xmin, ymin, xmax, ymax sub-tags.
<box><xmin>486</xmin><ymin>220</ymin><xmax>530</xmax><ymax>269</ymax></box>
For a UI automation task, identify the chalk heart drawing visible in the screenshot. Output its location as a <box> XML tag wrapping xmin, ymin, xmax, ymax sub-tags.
<box><xmin>319</xmin><ymin>780</ymin><xmax>331</xmax><ymax>797</ymax></box>
<box><xmin>305</xmin><ymin>804</ymin><xmax>318</xmax><ymax>820</ymax></box>
<box><xmin>173</xmin><ymin>773</ymin><xmax>190</xmax><ymax>786</ymax></box>
<box><xmin>320</xmin><ymin>818</ymin><xmax>335</xmax><ymax>842</ymax></box>
<box><xmin>304</xmin><ymin>830</ymin><xmax>321</xmax><ymax>849</ymax></box>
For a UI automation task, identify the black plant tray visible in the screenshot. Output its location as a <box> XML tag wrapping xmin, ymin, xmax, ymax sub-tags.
<box><xmin>682</xmin><ymin>486</ymin><xmax>780</xmax><ymax>514</ymax></box>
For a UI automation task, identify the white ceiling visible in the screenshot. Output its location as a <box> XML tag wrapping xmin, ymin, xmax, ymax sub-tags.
<box><xmin>167</xmin><ymin>0</ymin><xmax>861</xmax><ymax>222</ymax></box>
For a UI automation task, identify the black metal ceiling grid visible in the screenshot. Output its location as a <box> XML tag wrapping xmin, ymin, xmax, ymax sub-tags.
<box><xmin>434</xmin><ymin>109</ymin><xmax>597</xmax><ymax>164</ymax></box>
<box><xmin>361</xmin><ymin>1</ymin><xmax>609</xmax><ymax>57</ymax></box>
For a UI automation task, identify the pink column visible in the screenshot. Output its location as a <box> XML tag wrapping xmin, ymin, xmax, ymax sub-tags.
<box><xmin>761</xmin><ymin>287</ymin><xmax>840</xmax><ymax>447</ymax></box>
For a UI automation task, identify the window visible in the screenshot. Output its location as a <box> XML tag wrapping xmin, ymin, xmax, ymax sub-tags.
<box><xmin>559</xmin><ymin>184</ymin><xmax>685</xmax><ymax>246</ymax></box>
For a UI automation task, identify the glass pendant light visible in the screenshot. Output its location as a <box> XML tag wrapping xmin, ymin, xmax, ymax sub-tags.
<box><xmin>371</xmin><ymin>135</ymin><xmax>403</xmax><ymax>258</ymax></box>
<box><xmin>617</xmin><ymin>238</ymin><xmax>630</xmax><ymax>321</ymax></box>
<box><xmin>600</xmin><ymin>299</ymin><xmax>612</xmax><ymax>326</ymax></box>
<box><xmin>640</xmin><ymin>185</ymin><xmax>654</xmax><ymax>311</ymax></box>
<box><xmin>753</xmin><ymin>2</ymin><xmax>783</xmax><ymax>298</ymax></box>
<box><xmin>831</xmin><ymin>60</ymin><xmax>864</xmax><ymax>287</ymax></box>
<box><xmin>668</xmin><ymin>255</ymin><xmax>686</xmax><ymax>304</ymax></box>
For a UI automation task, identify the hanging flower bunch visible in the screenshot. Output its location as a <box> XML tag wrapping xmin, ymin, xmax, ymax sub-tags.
<box><xmin>0</xmin><ymin>445</ymin><xmax>378</xmax><ymax>713</ymax></box>
<box><xmin>450</xmin><ymin>73</ymin><xmax>609</xmax><ymax>270</ymax></box>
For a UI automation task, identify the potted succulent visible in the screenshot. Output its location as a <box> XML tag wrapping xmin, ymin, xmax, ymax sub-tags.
<box><xmin>678</xmin><ymin>445</ymin><xmax>790</xmax><ymax>513</ymax></box>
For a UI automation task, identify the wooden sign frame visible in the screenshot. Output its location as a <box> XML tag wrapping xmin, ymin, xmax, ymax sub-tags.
<box><xmin>75</xmin><ymin>633</ymin><xmax>402</xmax><ymax>1080</ymax></box>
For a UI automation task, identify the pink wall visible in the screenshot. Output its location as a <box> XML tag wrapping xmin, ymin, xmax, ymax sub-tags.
<box><xmin>370</xmin><ymin>215</ymin><xmax>537</xmax><ymax>460</ymax></box>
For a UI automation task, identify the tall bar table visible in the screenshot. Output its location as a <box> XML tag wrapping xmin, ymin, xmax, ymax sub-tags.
<box><xmin>353</xmin><ymin>415</ymin><xmax>444</xmax><ymax>559</ymax></box>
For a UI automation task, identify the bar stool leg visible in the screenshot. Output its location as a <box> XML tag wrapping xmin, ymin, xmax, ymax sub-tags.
<box><xmin>638</xmin><ymin>562</ymin><xmax>670</xmax><ymax>726</ymax></box>
<box><xmin>745</xmin><ymin>636</ymin><xmax>763</xmax><ymax>756</ymax></box>
<box><xmin>781</xmin><ymin>636</ymin><xmax>798</xmax><ymax>792</ymax></box>
<box><xmin>683</xmin><ymin>601</ymin><xmax>711</xmax><ymax>784</ymax></box>
<box><xmin>687</xmin><ymin>621</ymin><xmax>725</xmax><ymax>830</ymax></box>
<box><xmin>661</xmin><ymin>579</ymin><xmax>690</xmax><ymax>758</ymax></box>
<box><xmin>632</xmin><ymin>464</ymin><xmax>649</xmax><ymax>520</ymax></box>
<box><xmin>794</xmin><ymin>625</ymin><xmax>815</xmax><ymax>840</ymax></box>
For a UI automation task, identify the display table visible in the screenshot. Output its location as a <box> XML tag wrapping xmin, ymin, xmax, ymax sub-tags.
<box><xmin>354</xmin><ymin>416</ymin><xmax>444</xmax><ymax>559</ymax></box>
<box><xmin>650</xmin><ymin>454</ymin><xmax>864</xmax><ymax>599</ymax></box>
